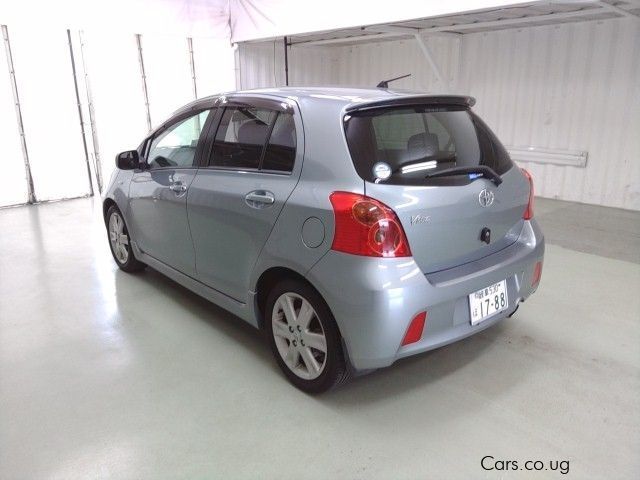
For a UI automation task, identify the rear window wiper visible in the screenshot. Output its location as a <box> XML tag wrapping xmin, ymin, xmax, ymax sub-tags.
<box><xmin>424</xmin><ymin>165</ymin><xmax>502</xmax><ymax>186</ymax></box>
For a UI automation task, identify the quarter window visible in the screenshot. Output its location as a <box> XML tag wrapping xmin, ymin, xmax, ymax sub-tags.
<box><xmin>147</xmin><ymin>110</ymin><xmax>211</xmax><ymax>168</ymax></box>
<box><xmin>261</xmin><ymin>113</ymin><xmax>296</xmax><ymax>172</ymax></box>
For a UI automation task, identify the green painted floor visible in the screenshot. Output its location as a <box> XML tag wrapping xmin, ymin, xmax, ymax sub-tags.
<box><xmin>1</xmin><ymin>197</ymin><xmax>638</xmax><ymax>479</ymax></box>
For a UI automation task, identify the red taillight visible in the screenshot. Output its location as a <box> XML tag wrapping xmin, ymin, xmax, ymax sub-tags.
<box><xmin>329</xmin><ymin>192</ymin><xmax>411</xmax><ymax>257</ymax></box>
<box><xmin>401</xmin><ymin>312</ymin><xmax>427</xmax><ymax>346</ymax></box>
<box><xmin>522</xmin><ymin>168</ymin><xmax>534</xmax><ymax>220</ymax></box>
<box><xmin>532</xmin><ymin>261</ymin><xmax>543</xmax><ymax>287</ymax></box>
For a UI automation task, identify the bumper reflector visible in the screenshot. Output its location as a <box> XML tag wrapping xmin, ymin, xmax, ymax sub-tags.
<box><xmin>401</xmin><ymin>312</ymin><xmax>427</xmax><ymax>346</ymax></box>
<box><xmin>532</xmin><ymin>261</ymin><xmax>543</xmax><ymax>287</ymax></box>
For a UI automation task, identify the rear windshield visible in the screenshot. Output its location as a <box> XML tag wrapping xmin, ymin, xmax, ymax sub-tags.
<box><xmin>344</xmin><ymin>106</ymin><xmax>513</xmax><ymax>185</ymax></box>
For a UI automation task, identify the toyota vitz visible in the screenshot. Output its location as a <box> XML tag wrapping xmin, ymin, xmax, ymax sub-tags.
<box><xmin>104</xmin><ymin>87</ymin><xmax>544</xmax><ymax>393</ymax></box>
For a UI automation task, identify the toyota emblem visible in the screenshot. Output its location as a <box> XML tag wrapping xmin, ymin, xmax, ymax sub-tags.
<box><xmin>478</xmin><ymin>189</ymin><xmax>494</xmax><ymax>207</ymax></box>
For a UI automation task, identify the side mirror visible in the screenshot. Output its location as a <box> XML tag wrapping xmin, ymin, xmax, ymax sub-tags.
<box><xmin>116</xmin><ymin>150</ymin><xmax>140</xmax><ymax>170</ymax></box>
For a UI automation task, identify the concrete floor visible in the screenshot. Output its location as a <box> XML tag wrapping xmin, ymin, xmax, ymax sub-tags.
<box><xmin>0</xmin><ymin>197</ymin><xmax>638</xmax><ymax>479</ymax></box>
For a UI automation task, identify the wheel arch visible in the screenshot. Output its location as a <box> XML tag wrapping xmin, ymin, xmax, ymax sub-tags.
<box><xmin>103</xmin><ymin>197</ymin><xmax>118</xmax><ymax>225</ymax></box>
<box><xmin>255</xmin><ymin>267</ymin><xmax>311</xmax><ymax>330</ymax></box>
<box><xmin>255</xmin><ymin>265</ymin><xmax>358</xmax><ymax>378</ymax></box>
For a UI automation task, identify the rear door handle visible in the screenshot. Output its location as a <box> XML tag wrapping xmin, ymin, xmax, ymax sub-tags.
<box><xmin>169</xmin><ymin>182</ymin><xmax>187</xmax><ymax>194</ymax></box>
<box><xmin>245</xmin><ymin>190</ymin><xmax>275</xmax><ymax>208</ymax></box>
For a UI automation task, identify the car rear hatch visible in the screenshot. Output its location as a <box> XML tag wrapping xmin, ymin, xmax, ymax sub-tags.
<box><xmin>343</xmin><ymin>96</ymin><xmax>530</xmax><ymax>274</ymax></box>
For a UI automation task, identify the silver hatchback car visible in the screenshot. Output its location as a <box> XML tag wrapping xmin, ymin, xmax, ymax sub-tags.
<box><xmin>104</xmin><ymin>87</ymin><xmax>544</xmax><ymax>393</ymax></box>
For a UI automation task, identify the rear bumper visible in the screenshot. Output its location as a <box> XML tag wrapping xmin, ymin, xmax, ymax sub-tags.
<box><xmin>306</xmin><ymin>219</ymin><xmax>545</xmax><ymax>370</ymax></box>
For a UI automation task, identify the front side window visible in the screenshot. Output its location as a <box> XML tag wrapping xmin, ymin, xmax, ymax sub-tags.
<box><xmin>147</xmin><ymin>109</ymin><xmax>211</xmax><ymax>168</ymax></box>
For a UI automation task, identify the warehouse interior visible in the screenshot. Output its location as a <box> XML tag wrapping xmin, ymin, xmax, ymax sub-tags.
<box><xmin>0</xmin><ymin>1</ymin><xmax>638</xmax><ymax>478</ymax></box>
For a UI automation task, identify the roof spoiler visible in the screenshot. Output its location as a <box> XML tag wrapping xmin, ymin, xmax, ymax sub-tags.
<box><xmin>345</xmin><ymin>95</ymin><xmax>476</xmax><ymax>113</ymax></box>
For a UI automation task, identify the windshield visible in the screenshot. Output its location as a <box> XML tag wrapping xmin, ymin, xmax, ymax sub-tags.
<box><xmin>344</xmin><ymin>106</ymin><xmax>513</xmax><ymax>185</ymax></box>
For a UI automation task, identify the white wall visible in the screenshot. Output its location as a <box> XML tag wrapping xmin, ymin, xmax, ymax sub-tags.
<box><xmin>0</xmin><ymin>24</ymin><xmax>235</xmax><ymax>207</ymax></box>
<box><xmin>77</xmin><ymin>30</ymin><xmax>150</xmax><ymax>191</ymax></box>
<box><xmin>1</xmin><ymin>26</ymin><xmax>90</xmax><ymax>203</ymax></box>
<box><xmin>238</xmin><ymin>17</ymin><xmax>640</xmax><ymax>211</ymax></box>
<box><xmin>0</xmin><ymin>0</ymin><xmax>234</xmax><ymax>207</ymax></box>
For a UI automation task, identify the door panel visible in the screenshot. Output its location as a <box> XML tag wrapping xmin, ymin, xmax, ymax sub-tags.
<box><xmin>127</xmin><ymin>108</ymin><xmax>213</xmax><ymax>275</ymax></box>
<box><xmin>188</xmin><ymin>170</ymin><xmax>298</xmax><ymax>301</ymax></box>
<box><xmin>188</xmin><ymin>102</ymin><xmax>302</xmax><ymax>302</ymax></box>
<box><xmin>129</xmin><ymin>169</ymin><xmax>197</xmax><ymax>275</ymax></box>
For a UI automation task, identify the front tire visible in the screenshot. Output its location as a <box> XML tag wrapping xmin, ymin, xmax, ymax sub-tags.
<box><xmin>266</xmin><ymin>279</ymin><xmax>350</xmax><ymax>393</ymax></box>
<box><xmin>106</xmin><ymin>205</ymin><xmax>145</xmax><ymax>273</ymax></box>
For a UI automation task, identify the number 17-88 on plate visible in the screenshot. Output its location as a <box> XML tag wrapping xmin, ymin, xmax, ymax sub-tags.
<box><xmin>468</xmin><ymin>279</ymin><xmax>509</xmax><ymax>325</ymax></box>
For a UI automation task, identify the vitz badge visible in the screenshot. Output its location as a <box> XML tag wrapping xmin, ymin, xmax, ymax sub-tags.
<box><xmin>410</xmin><ymin>214</ymin><xmax>431</xmax><ymax>226</ymax></box>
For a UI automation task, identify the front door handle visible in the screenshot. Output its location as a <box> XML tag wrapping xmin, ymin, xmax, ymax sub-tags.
<box><xmin>169</xmin><ymin>182</ymin><xmax>187</xmax><ymax>194</ymax></box>
<box><xmin>245</xmin><ymin>190</ymin><xmax>275</xmax><ymax>208</ymax></box>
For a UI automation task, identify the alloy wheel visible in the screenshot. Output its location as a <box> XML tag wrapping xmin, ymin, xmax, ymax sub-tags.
<box><xmin>271</xmin><ymin>292</ymin><xmax>327</xmax><ymax>380</ymax></box>
<box><xmin>108</xmin><ymin>212</ymin><xmax>130</xmax><ymax>264</ymax></box>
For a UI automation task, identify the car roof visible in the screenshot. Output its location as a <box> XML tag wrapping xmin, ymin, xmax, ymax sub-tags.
<box><xmin>239</xmin><ymin>86</ymin><xmax>419</xmax><ymax>101</ymax></box>
<box><xmin>233</xmin><ymin>87</ymin><xmax>475</xmax><ymax>109</ymax></box>
<box><xmin>172</xmin><ymin>86</ymin><xmax>474</xmax><ymax>120</ymax></box>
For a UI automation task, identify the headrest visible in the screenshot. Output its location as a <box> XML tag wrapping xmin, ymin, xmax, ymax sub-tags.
<box><xmin>407</xmin><ymin>132</ymin><xmax>439</xmax><ymax>157</ymax></box>
<box><xmin>237</xmin><ymin>120</ymin><xmax>269</xmax><ymax>145</ymax></box>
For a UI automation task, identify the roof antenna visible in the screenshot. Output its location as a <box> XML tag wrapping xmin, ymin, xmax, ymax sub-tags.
<box><xmin>376</xmin><ymin>73</ymin><xmax>411</xmax><ymax>88</ymax></box>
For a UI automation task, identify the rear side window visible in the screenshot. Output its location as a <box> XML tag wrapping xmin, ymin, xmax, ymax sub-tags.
<box><xmin>345</xmin><ymin>106</ymin><xmax>512</xmax><ymax>185</ymax></box>
<box><xmin>211</xmin><ymin>107</ymin><xmax>276</xmax><ymax>169</ymax></box>
<box><xmin>210</xmin><ymin>107</ymin><xmax>297</xmax><ymax>172</ymax></box>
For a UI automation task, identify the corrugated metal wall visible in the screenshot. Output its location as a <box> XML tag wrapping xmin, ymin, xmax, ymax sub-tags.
<box><xmin>237</xmin><ymin>41</ymin><xmax>338</xmax><ymax>88</ymax></box>
<box><xmin>458</xmin><ymin>19</ymin><xmax>640</xmax><ymax>211</ymax></box>
<box><xmin>238</xmin><ymin>18</ymin><xmax>640</xmax><ymax>210</ymax></box>
<box><xmin>238</xmin><ymin>36</ymin><xmax>459</xmax><ymax>91</ymax></box>
<box><xmin>333</xmin><ymin>36</ymin><xmax>462</xmax><ymax>92</ymax></box>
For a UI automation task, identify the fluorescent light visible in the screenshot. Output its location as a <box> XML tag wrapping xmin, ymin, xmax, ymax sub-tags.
<box><xmin>401</xmin><ymin>160</ymin><xmax>437</xmax><ymax>173</ymax></box>
<box><xmin>506</xmin><ymin>146</ymin><xmax>588</xmax><ymax>167</ymax></box>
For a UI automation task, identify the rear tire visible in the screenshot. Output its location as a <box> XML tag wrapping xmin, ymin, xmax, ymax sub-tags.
<box><xmin>265</xmin><ymin>279</ymin><xmax>350</xmax><ymax>393</ymax></box>
<box><xmin>106</xmin><ymin>205</ymin><xmax>146</xmax><ymax>273</ymax></box>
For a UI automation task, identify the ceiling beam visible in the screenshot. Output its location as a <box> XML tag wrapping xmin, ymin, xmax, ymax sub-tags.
<box><xmin>290</xmin><ymin>4</ymin><xmax>621</xmax><ymax>47</ymax></box>
<box><xmin>364</xmin><ymin>25</ymin><xmax>461</xmax><ymax>38</ymax></box>
<box><xmin>364</xmin><ymin>25</ymin><xmax>419</xmax><ymax>35</ymax></box>
<box><xmin>291</xmin><ymin>32</ymin><xmax>404</xmax><ymax>46</ymax></box>
<box><xmin>596</xmin><ymin>1</ymin><xmax>640</xmax><ymax>19</ymax></box>
<box><xmin>420</xmin><ymin>7</ymin><xmax>610</xmax><ymax>33</ymax></box>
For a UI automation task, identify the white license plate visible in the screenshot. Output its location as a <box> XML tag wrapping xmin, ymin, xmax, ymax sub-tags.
<box><xmin>469</xmin><ymin>280</ymin><xmax>509</xmax><ymax>325</ymax></box>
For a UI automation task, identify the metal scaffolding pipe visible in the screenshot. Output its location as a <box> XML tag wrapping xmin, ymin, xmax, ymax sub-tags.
<box><xmin>188</xmin><ymin>37</ymin><xmax>198</xmax><ymax>99</ymax></box>
<box><xmin>67</xmin><ymin>29</ymin><xmax>94</xmax><ymax>197</ymax></box>
<box><xmin>2</xmin><ymin>24</ymin><xmax>36</xmax><ymax>204</ymax></box>
<box><xmin>284</xmin><ymin>36</ymin><xmax>289</xmax><ymax>86</ymax></box>
<box><xmin>135</xmin><ymin>33</ymin><xmax>152</xmax><ymax>131</ymax></box>
<box><xmin>78</xmin><ymin>30</ymin><xmax>104</xmax><ymax>193</ymax></box>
